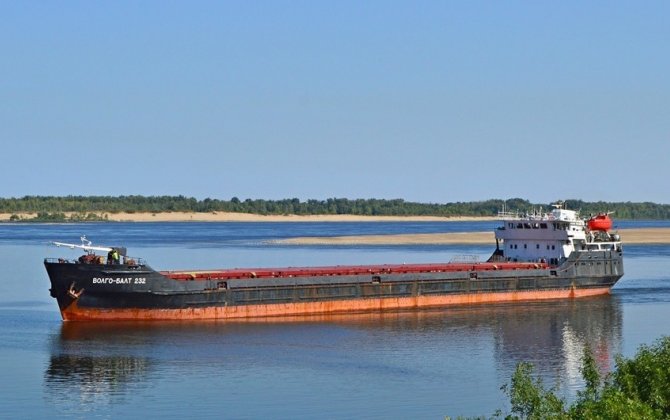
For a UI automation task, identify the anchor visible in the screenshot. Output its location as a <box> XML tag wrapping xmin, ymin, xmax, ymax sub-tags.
<box><xmin>67</xmin><ymin>282</ymin><xmax>84</xmax><ymax>299</ymax></box>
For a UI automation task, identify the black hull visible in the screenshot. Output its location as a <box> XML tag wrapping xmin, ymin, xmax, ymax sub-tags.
<box><xmin>44</xmin><ymin>248</ymin><xmax>624</xmax><ymax>321</ymax></box>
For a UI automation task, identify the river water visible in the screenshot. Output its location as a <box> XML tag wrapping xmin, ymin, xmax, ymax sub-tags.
<box><xmin>0</xmin><ymin>221</ymin><xmax>669</xmax><ymax>419</ymax></box>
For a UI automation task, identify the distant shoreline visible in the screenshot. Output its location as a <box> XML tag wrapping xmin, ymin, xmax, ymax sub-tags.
<box><xmin>0</xmin><ymin>212</ymin><xmax>495</xmax><ymax>223</ymax></box>
<box><xmin>2</xmin><ymin>212</ymin><xmax>668</xmax><ymax>244</ymax></box>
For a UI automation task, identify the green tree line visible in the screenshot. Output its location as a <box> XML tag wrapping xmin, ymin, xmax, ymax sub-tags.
<box><xmin>1</xmin><ymin>196</ymin><xmax>670</xmax><ymax>219</ymax></box>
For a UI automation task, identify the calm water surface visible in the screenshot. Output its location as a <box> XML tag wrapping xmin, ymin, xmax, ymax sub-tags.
<box><xmin>0</xmin><ymin>222</ymin><xmax>669</xmax><ymax>419</ymax></box>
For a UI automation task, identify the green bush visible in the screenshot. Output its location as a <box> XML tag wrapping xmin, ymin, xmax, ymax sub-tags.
<box><xmin>493</xmin><ymin>337</ymin><xmax>670</xmax><ymax>419</ymax></box>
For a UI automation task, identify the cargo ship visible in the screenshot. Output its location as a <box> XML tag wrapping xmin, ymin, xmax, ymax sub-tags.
<box><xmin>44</xmin><ymin>205</ymin><xmax>623</xmax><ymax>321</ymax></box>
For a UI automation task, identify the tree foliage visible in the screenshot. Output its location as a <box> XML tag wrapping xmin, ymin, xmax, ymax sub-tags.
<box><xmin>493</xmin><ymin>337</ymin><xmax>670</xmax><ymax>419</ymax></box>
<box><xmin>1</xmin><ymin>196</ymin><xmax>669</xmax><ymax>219</ymax></box>
<box><xmin>503</xmin><ymin>362</ymin><xmax>567</xmax><ymax>419</ymax></box>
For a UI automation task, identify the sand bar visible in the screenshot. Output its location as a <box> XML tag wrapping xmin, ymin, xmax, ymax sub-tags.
<box><xmin>277</xmin><ymin>228</ymin><xmax>670</xmax><ymax>245</ymax></box>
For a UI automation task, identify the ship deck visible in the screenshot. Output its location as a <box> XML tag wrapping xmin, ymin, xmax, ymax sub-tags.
<box><xmin>159</xmin><ymin>261</ymin><xmax>551</xmax><ymax>281</ymax></box>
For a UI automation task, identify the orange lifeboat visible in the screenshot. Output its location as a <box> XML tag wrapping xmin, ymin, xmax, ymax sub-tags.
<box><xmin>587</xmin><ymin>213</ymin><xmax>613</xmax><ymax>231</ymax></box>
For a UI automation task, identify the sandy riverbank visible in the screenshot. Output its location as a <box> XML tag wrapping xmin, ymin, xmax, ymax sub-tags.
<box><xmin>0</xmin><ymin>212</ymin><xmax>495</xmax><ymax>223</ymax></box>
<box><xmin>277</xmin><ymin>228</ymin><xmax>670</xmax><ymax>245</ymax></box>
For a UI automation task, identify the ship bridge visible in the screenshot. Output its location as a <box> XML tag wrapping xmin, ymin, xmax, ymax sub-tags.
<box><xmin>494</xmin><ymin>207</ymin><xmax>620</xmax><ymax>265</ymax></box>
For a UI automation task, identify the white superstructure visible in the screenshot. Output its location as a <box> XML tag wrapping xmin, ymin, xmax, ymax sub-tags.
<box><xmin>494</xmin><ymin>205</ymin><xmax>621</xmax><ymax>265</ymax></box>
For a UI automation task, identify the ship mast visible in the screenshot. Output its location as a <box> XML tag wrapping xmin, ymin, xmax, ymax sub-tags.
<box><xmin>52</xmin><ymin>236</ymin><xmax>112</xmax><ymax>254</ymax></box>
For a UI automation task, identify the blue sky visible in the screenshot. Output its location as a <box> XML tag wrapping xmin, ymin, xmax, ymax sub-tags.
<box><xmin>2</xmin><ymin>1</ymin><xmax>668</xmax><ymax>204</ymax></box>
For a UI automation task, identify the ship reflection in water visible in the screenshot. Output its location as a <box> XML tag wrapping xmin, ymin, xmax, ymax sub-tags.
<box><xmin>44</xmin><ymin>295</ymin><xmax>622</xmax><ymax>414</ymax></box>
<box><xmin>45</xmin><ymin>324</ymin><xmax>153</xmax><ymax>410</ymax></box>
<box><xmin>44</xmin><ymin>355</ymin><xmax>151</xmax><ymax>408</ymax></box>
<box><xmin>490</xmin><ymin>295</ymin><xmax>622</xmax><ymax>393</ymax></box>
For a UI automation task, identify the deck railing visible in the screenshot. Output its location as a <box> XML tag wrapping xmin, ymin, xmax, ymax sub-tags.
<box><xmin>44</xmin><ymin>257</ymin><xmax>146</xmax><ymax>266</ymax></box>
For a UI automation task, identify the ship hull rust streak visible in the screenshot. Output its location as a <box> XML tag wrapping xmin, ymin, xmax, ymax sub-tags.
<box><xmin>60</xmin><ymin>287</ymin><xmax>612</xmax><ymax>321</ymax></box>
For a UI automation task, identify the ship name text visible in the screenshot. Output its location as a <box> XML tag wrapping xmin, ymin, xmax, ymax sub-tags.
<box><xmin>92</xmin><ymin>277</ymin><xmax>146</xmax><ymax>285</ymax></box>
